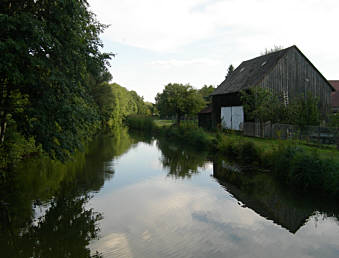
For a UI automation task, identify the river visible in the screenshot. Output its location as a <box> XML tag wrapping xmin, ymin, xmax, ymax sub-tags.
<box><xmin>0</xmin><ymin>128</ymin><xmax>338</xmax><ymax>258</ymax></box>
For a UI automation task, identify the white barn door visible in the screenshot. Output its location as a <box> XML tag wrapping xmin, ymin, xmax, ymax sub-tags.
<box><xmin>221</xmin><ymin>107</ymin><xmax>232</xmax><ymax>129</ymax></box>
<box><xmin>231</xmin><ymin>106</ymin><xmax>244</xmax><ymax>131</ymax></box>
<box><xmin>220</xmin><ymin>106</ymin><xmax>244</xmax><ymax>131</ymax></box>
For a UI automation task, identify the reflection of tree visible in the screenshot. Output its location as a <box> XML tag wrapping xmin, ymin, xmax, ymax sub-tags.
<box><xmin>213</xmin><ymin>159</ymin><xmax>339</xmax><ymax>233</ymax></box>
<box><xmin>156</xmin><ymin>138</ymin><xmax>209</xmax><ymax>178</ymax></box>
<box><xmin>1</xmin><ymin>180</ymin><xmax>102</xmax><ymax>258</ymax></box>
<box><xmin>0</xmin><ymin>127</ymin><xmax>136</xmax><ymax>257</ymax></box>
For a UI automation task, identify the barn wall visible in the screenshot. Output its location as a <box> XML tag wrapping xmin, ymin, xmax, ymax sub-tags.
<box><xmin>259</xmin><ymin>48</ymin><xmax>332</xmax><ymax>115</ymax></box>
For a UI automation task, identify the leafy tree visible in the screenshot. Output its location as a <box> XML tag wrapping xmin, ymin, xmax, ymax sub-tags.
<box><xmin>287</xmin><ymin>94</ymin><xmax>320</xmax><ymax>128</ymax></box>
<box><xmin>155</xmin><ymin>83</ymin><xmax>205</xmax><ymax>126</ymax></box>
<box><xmin>0</xmin><ymin>0</ymin><xmax>113</xmax><ymax>160</ymax></box>
<box><xmin>241</xmin><ymin>87</ymin><xmax>321</xmax><ymax>131</ymax></box>
<box><xmin>226</xmin><ymin>65</ymin><xmax>234</xmax><ymax>80</ymax></box>
<box><xmin>241</xmin><ymin>86</ymin><xmax>282</xmax><ymax>124</ymax></box>
<box><xmin>199</xmin><ymin>85</ymin><xmax>215</xmax><ymax>104</ymax></box>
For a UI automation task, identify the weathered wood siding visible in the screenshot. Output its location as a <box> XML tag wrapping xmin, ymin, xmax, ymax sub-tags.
<box><xmin>259</xmin><ymin>48</ymin><xmax>332</xmax><ymax>115</ymax></box>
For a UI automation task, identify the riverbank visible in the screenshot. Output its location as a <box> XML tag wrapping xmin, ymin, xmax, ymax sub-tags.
<box><xmin>125</xmin><ymin>115</ymin><xmax>339</xmax><ymax>198</ymax></box>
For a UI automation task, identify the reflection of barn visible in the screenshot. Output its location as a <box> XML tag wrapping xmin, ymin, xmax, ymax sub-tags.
<box><xmin>207</xmin><ymin>45</ymin><xmax>334</xmax><ymax>130</ymax></box>
<box><xmin>212</xmin><ymin>160</ymin><xmax>313</xmax><ymax>233</ymax></box>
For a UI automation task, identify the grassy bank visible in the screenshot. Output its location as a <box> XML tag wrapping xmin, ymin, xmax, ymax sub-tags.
<box><xmin>125</xmin><ymin>115</ymin><xmax>339</xmax><ymax>198</ymax></box>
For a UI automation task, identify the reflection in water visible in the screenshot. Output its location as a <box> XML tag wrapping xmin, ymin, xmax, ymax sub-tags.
<box><xmin>212</xmin><ymin>158</ymin><xmax>339</xmax><ymax>233</ymax></box>
<box><xmin>156</xmin><ymin>137</ymin><xmax>210</xmax><ymax>178</ymax></box>
<box><xmin>0</xmin><ymin>127</ymin><xmax>135</xmax><ymax>258</ymax></box>
<box><xmin>1</xmin><ymin>128</ymin><xmax>339</xmax><ymax>257</ymax></box>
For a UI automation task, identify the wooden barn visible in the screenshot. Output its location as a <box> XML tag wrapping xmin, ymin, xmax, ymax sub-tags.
<box><xmin>210</xmin><ymin>45</ymin><xmax>335</xmax><ymax>130</ymax></box>
<box><xmin>329</xmin><ymin>80</ymin><xmax>339</xmax><ymax>113</ymax></box>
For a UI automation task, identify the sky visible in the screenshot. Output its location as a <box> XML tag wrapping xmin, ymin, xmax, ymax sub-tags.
<box><xmin>88</xmin><ymin>0</ymin><xmax>339</xmax><ymax>102</ymax></box>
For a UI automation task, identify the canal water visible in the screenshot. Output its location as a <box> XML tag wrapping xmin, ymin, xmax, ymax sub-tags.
<box><xmin>0</xmin><ymin>128</ymin><xmax>338</xmax><ymax>258</ymax></box>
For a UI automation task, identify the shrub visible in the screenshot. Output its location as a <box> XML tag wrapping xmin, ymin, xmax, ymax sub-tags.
<box><xmin>125</xmin><ymin>115</ymin><xmax>155</xmax><ymax>132</ymax></box>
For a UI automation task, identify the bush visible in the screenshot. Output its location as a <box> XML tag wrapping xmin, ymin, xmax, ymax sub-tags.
<box><xmin>125</xmin><ymin>115</ymin><xmax>155</xmax><ymax>132</ymax></box>
<box><xmin>238</xmin><ymin>141</ymin><xmax>261</xmax><ymax>166</ymax></box>
<box><xmin>271</xmin><ymin>144</ymin><xmax>339</xmax><ymax>197</ymax></box>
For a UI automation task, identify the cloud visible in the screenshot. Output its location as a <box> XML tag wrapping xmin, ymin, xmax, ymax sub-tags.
<box><xmin>88</xmin><ymin>0</ymin><xmax>339</xmax><ymax>101</ymax></box>
<box><xmin>89</xmin><ymin>0</ymin><xmax>339</xmax><ymax>53</ymax></box>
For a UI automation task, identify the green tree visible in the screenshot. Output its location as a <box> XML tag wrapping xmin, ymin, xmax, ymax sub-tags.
<box><xmin>198</xmin><ymin>85</ymin><xmax>215</xmax><ymax>104</ymax></box>
<box><xmin>155</xmin><ymin>83</ymin><xmax>206</xmax><ymax>126</ymax></box>
<box><xmin>287</xmin><ymin>94</ymin><xmax>320</xmax><ymax>128</ymax></box>
<box><xmin>241</xmin><ymin>86</ymin><xmax>282</xmax><ymax>124</ymax></box>
<box><xmin>0</xmin><ymin>0</ymin><xmax>113</xmax><ymax>160</ymax></box>
<box><xmin>226</xmin><ymin>65</ymin><xmax>234</xmax><ymax>80</ymax></box>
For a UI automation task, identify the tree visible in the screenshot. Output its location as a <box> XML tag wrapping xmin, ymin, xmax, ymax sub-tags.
<box><xmin>226</xmin><ymin>65</ymin><xmax>234</xmax><ymax>80</ymax></box>
<box><xmin>0</xmin><ymin>0</ymin><xmax>113</xmax><ymax>160</ymax></box>
<box><xmin>261</xmin><ymin>45</ymin><xmax>284</xmax><ymax>55</ymax></box>
<box><xmin>155</xmin><ymin>83</ymin><xmax>205</xmax><ymax>126</ymax></box>
<box><xmin>241</xmin><ymin>86</ymin><xmax>282</xmax><ymax>124</ymax></box>
<box><xmin>287</xmin><ymin>94</ymin><xmax>320</xmax><ymax>128</ymax></box>
<box><xmin>198</xmin><ymin>85</ymin><xmax>215</xmax><ymax>104</ymax></box>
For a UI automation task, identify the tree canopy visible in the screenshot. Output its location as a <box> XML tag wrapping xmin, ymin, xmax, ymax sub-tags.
<box><xmin>0</xmin><ymin>0</ymin><xmax>114</xmax><ymax>161</ymax></box>
<box><xmin>198</xmin><ymin>85</ymin><xmax>215</xmax><ymax>104</ymax></box>
<box><xmin>155</xmin><ymin>83</ymin><xmax>205</xmax><ymax>125</ymax></box>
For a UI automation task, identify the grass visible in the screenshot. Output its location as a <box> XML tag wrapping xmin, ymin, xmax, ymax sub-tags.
<box><xmin>125</xmin><ymin>116</ymin><xmax>339</xmax><ymax>198</ymax></box>
<box><xmin>154</xmin><ymin>119</ymin><xmax>174</xmax><ymax>127</ymax></box>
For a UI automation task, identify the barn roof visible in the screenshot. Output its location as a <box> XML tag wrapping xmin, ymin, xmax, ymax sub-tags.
<box><xmin>329</xmin><ymin>80</ymin><xmax>339</xmax><ymax>107</ymax></box>
<box><xmin>211</xmin><ymin>45</ymin><xmax>335</xmax><ymax>96</ymax></box>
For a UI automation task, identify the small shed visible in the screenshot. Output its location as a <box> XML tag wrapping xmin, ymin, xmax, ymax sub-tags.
<box><xmin>198</xmin><ymin>105</ymin><xmax>212</xmax><ymax>130</ymax></box>
<box><xmin>329</xmin><ymin>80</ymin><xmax>339</xmax><ymax>113</ymax></box>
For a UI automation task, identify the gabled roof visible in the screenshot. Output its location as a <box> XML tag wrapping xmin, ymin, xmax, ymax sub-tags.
<box><xmin>329</xmin><ymin>80</ymin><xmax>339</xmax><ymax>107</ymax></box>
<box><xmin>212</xmin><ymin>45</ymin><xmax>335</xmax><ymax>96</ymax></box>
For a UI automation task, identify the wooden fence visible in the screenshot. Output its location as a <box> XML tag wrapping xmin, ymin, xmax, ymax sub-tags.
<box><xmin>243</xmin><ymin>122</ymin><xmax>338</xmax><ymax>145</ymax></box>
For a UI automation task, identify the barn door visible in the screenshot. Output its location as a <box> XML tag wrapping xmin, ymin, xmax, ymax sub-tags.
<box><xmin>221</xmin><ymin>106</ymin><xmax>244</xmax><ymax>130</ymax></box>
<box><xmin>231</xmin><ymin>106</ymin><xmax>244</xmax><ymax>131</ymax></box>
<box><xmin>221</xmin><ymin>107</ymin><xmax>232</xmax><ymax>129</ymax></box>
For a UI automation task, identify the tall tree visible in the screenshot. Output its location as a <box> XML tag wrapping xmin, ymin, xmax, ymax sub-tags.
<box><xmin>0</xmin><ymin>0</ymin><xmax>113</xmax><ymax>160</ymax></box>
<box><xmin>155</xmin><ymin>83</ymin><xmax>205</xmax><ymax>126</ymax></box>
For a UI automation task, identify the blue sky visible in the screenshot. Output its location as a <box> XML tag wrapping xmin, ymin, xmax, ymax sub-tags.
<box><xmin>89</xmin><ymin>0</ymin><xmax>339</xmax><ymax>102</ymax></box>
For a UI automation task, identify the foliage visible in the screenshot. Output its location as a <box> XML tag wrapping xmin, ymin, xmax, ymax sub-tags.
<box><xmin>241</xmin><ymin>86</ymin><xmax>282</xmax><ymax>123</ymax></box>
<box><xmin>261</xmin><ymin>45</ymin><xmax>284</xmax><ymax>55</ymax></box>
<box><xmin>198</xmin><ymin>85</ymin><xmax>215</xmax><ymax>104</ymax></box>
<box><xmin>241</xmin><ymin>87</ymin><xmax>321</xmax><ymax>129</ymax></box>
<box><xmin>270</xmin><ymin>144</ymin><xmax>339</xmax><ymax>197</ymax></box>
<box><xmin>0</xmin><ymin>0</ymin><xmax>113</xmax><ymax>161</ymax></box>
<box><xmin>327</xmin><ymin>113</ymin><xmax>339</xmax><ymax>127</ymax></box>
<box><xmin>155</xmin><ymin>83</ymin><xmax>206</xmax><ymax>125</ymax></box>
<box><xmin>287</xmin><ymin>94</ymin><xmax>320</xmax><ymax>128</ymax></box>
<box><xmin>226</xmin><ymin>64</ymin><xmax>234</xmax><ymax>80</ymax></box>
<box><xmin>125</xmin><ymin>115</ymin><xmax>156</xmax><ymax>132</ymax></box>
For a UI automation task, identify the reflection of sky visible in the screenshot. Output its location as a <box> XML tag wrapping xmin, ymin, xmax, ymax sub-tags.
<box><xmin>89</xmin><ymin>141</ymin><xmax>339</xmax><ymax>258</ymax></box>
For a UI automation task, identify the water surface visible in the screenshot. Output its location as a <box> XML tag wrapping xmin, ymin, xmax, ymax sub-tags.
<box><xmin>1</xmin><ymin>128</ymin><xmax>338</xmax><ymax>258</ymax></box>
